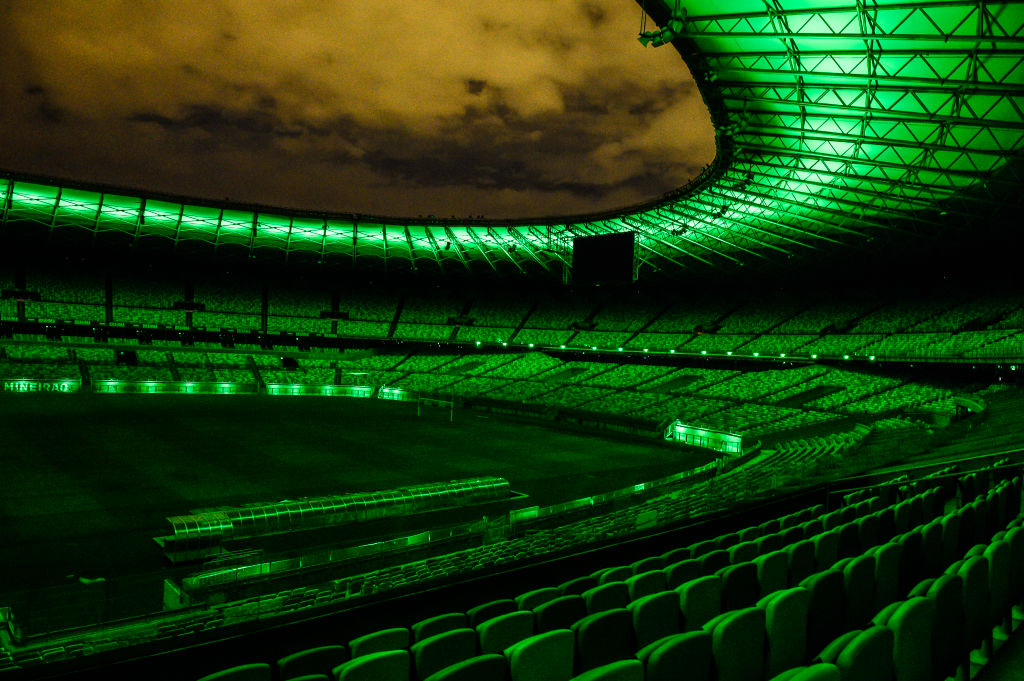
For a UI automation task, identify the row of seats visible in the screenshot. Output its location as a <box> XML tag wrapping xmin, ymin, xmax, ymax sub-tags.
<box><xmin>195</xmin><ymin>465</ymin><xmax>1023</xmax><ymax>681</ymax></box>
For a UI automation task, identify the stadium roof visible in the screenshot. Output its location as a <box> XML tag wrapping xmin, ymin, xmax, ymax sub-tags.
<box><xmin>2</xmin><ymin>0</ymin><xmax>1022</xmax><ymax>277</ymax></box>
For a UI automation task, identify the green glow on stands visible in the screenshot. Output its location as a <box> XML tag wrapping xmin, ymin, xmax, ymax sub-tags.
<box><xmin>475</xmin><ymin>341</ymin><xmax>481</xmax><ymax>346</ymax></box>
<box><xmin>529</xmin><ymin>343</ymin><xmax>535</xmax><ymax>348</ymax></box>
<box><xmin>592</xmin><ymin>346</ymin><xmax>598</xmax><ymax>350</ymax></box>
<box><xmin>665</xmin><ymin>420</ymin><xmax>742</xmax><ymax>454</ymax></box>
<box><xmin>3</xmin><ymin>0</ymin><xmax>1018</xmax><ymax>274</ymax></box>
<box><xmin>869</xmin><ymin>355</ymin><xmax>876</xmax><ymax>361</ymax></box>
<box><xmin>844</xmin><ymin>355</ymin><xmax>851</xmax><ymax>360</ymax></box>
<box><xmin>701</xmin><ymin>350</ymin><xmax>707</xmax><ymax>355</ymax></box>
<box><xmin>753</xmin><ymin>352</ymin><xmax>759</xmax><ymax>357</ymax></box>
<box><xmin>727</xmin><ymin>352</ymin><xmax>733</xmax><ymax>356</ymax></box>
<box><xmin>618</xmin><ymin>347</ymin><xmax>623</xmax><ymax>352</ymax></box>
<box><xmin>779</xmin><ymin>354</ymin><xmax>785</xmax><ymax>358</ymax></box>
<box><xmin>560</xmin><ymin>345</ymin><xmax>566</xmax><ymax>349</ymax></box>
<box><xmin>812</xmin><ymin>354</ymin><xmax>818</xmax><ymax>359</ymax></box>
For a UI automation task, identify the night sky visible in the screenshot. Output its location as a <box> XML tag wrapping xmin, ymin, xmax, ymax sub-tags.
<box><xmin>0</xmin><ymin>0</ymin><xmax>714</xmax><ymax>219</ymax></box>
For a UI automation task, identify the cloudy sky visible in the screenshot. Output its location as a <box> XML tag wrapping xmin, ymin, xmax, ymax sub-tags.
<box><xmin>0</xmin><ymin>0</ymin><xmax>714</xmax><ymax>219</ymax></box>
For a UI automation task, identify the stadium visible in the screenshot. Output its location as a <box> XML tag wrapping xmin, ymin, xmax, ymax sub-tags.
<box><xmin>1</xmin><ymin>0</ymin><xmax>1024</xmax><ymax>680</ymax></box>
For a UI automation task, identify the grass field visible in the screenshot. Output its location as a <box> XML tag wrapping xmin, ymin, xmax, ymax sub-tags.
<box><xmin>0</xmin><ymin>393</ymin><xmax>711</xmax><ymax>601</ymax></box>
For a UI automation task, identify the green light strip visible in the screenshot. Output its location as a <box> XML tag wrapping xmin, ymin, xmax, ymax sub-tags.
<box><xmin>1</xmin><ymin>0</ymin><xmax>1021</xmax><ymax>274</ymax></box>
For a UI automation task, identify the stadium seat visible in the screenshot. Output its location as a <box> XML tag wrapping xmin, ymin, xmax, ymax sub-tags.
<box><xmin>534</xmin><ymin>594</ymin><xmax>587</xmax><ymax>633</ymax></box>
<box><xmin>676</xmin><ymin>575</ymin><xmax>721</xmax><ymax>631</ymax></box>
<box><xmin>717</xmin><ymin>562</ymin><xmax>759</xmax><ymax>611</ymax></box>
<box><xmin>840</xmin><ymin>554</ymin><xmax>877</xmax><ymax>629</ymax></box>
<box><xmin>349</xmin><ymin>628</ymin><xmax>410</xmax><ymax>658</ymax></box>
<box><xmin>872</xmin><ymin>597</ymin><xmax>934</xmax><ymax>681</ymax></box>
<box><xmin>664</xmin><ymin>559</ymin><xmax>701</xmax><ymax>589</ymax></box>
<box><xmin>856</xmin><ymin>514</ymin><xmax>879</xmax><ymax>552</ymax></box>
<box><xmin>571</xmin><ymin>608</ymin><xmax>634</xmax><ymax>673</ymax></box>
<box><xmin>334</xmin><ymin>650</ymin><xmax>411</xmax><ymax>681</ymax></box>
<box><xmin>1004</xmin><ymin>527</ymin><xmax>1024</xmax><ymax>604</ymax></box>
<box><xmin>559</xmin><ymin>576</ymin><xmax>598</xmax><ymax>596</ymax></box>
<box><xmin>921</xmin><ymin>520</ymin><xmax>944</xmax><ymax>578</ymax></box>
<box><xmin>410</xmin><ymin>628</ymin><xmax>477</xmax><ymax>681</ymax></box>
<box><xmin>276</xmin><ymin>646</ymin><xmax>348</xmax><ymax>680</ymax></box>
<box><xmin>582</xmin><ymin>582</ymin><xmax>629</xmax><ymax>615</ymax></box>
<box><xmin>895</xmin><ymin>530</ymin><xmax>925</xmax><ymax>596</ymax></box>
<box><xmin>659</xmin><ymin>547</ymin><xmax>689</xmax><ymax>566</ymax></box>
<box><xmin>786</xmin><ymin>541</ymin><xmax>816</xmax><ymax>587</ymax></box>
<box><xmin>516</xmin><ymin>588</ymin><xmax>560</xmax><ymax>612</ymax></box>
<box><xmin>867</xmin><ymin>543</ymin><xmax>901</xmax><ymax>613</ymax></box>
<box><xmin>818</xmin><ymin>626</ymin><xmax>894</xmax><ymax>681</ymax></box>
<box><xmin>627</xmin><ymin>591</ymin><xmax>680</xmax><ymax>649</ymax></box>
<box><xmin>753</xmin><ymin>550</ymin><xmax>788</xmax><ymax>598</ymax></box>
<box><xmin>812</xmin><ymin>532</ymin><xmax>839</xmax><ymax>572</ymax></box>
<box><xmin>983</xmin><ymin>540</ymin><xmax>1012</xmax><ymax>630</ymax></box>
<box><xmin>595</xmin><ymin>567</ymin><xmax>632</xmax><ymax>585</ymax></box>
<box><xmin>699</xmin><ymin>550</ymin><xmax>729</xmax><ymax>575</ymax></box>
<box><xmin>636</xmin><ymin>630</ymin><xmax>712</xmax><ymax>681</ymax></box>
<box><xmin>801</xmin><ymin>569</ymin><xmax>845</xmax><ymax>656</ymax></box>
<box><xmin>837</xmin><ymin>523</ymin><xmax>861</xmax><ymax>559</ymax></box>
<box><xmin>412</xmin><ymin>613</ymin><xmax>468</xmax><ymax>643</ymax></box>
<box><xmin>948</xmin><ymin>555</ymin><xmax>990</xmax><ymax>653</ymax></box>
<box><xmin>568</xmin><ymin>659</ymin><xmax>643</xmax><ymax>681</ymax></box>
<box><xmin>769</xmin><ymin>664</ymin><xmax>841</xmax><ymax>681</ymax></box>
<box><xmin>630</xmin><ymin>557</ymin><xmax>663</xmax><ymax>574</ymax></box>
<box><xmin>196</xmin><ymin>664</ymin><xmax>271</xmax><ymax>681</ymax></box>
<box><xmin>423</xmin><ymin>654</ymin><xmax>505</xmax><ymax>681</ymax></box>
<box><xmin>759</xmin><ymin>587</ymin><xmax>811</xmax><ymax>679</ymax></box>
<box><xmin>940</xmin><ymin>514</ymin><xmax>961</xmax><ymax>567</ymax></box>
<box><xmin>505</xmin><ymin>629</ymin><xmax>574</xmax><ymax>681</ymax></box>
<box><xmin>625</xmin><ymin>570</ymin><xmax>667</xmax><ymax>601</ymax></box>
<box><xmin>729</xmin><ymin>541</ymin><xmax>758</xmax><ymax>564</ymax></box>
<box><xmin>908</xmin><ymin>574</ymin><xmax>964</xmax><ymax>681</ymax></box>
<box><xmin>756</xmin><ymin>533</ymin><xmax>784</xmax><ymax>555</ymax></box>
<box><xmin>476</xmin><ymin>610</ymin><xmax>534</xmax><ymax>654</ymax></box>
<box><xmin>466</xmin><ymin>599</ymin><xmax>515</xmax><ymax>628</ymax></box>
<box><xmin>702</xmin><ymin>607</ymin><xmax>765</xmax><ymax>681</ymax></box>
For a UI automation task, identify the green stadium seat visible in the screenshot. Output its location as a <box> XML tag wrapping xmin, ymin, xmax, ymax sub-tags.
<box><xmin>753</xmin><ymin>550</ymin><xmax>788</xmax><ymax>598</ymax></box>
<box><xmin>940</xmin><ymin>513</ymin><xmax>961</xmax><ymax>567</ymax></box>
<box><xmin>812</xmin><ymin>532</ymin><xmax>839</xmax><ymax>572</ymax></box>
<box><xmin>412</xmin><ymin>614</ymin><xmax>468</xmax><ymax>644</ymax></box>
<box><xmin>895</xmin><ymin>530</ymin><xmax>925</xmax><ymax>596</ymax></box>
<box><xmin>595</xmin><ymin>567</ymin><xmax>632</xmax><ymax>585</ymax></box>
<box><xmin>909</xmin><ymin>574</ymin><xmax>964</xmax><ymax>681</ymax></box>
<box><xmin>676</xmin><ymin>575</ymin><xmax>721</xmax><ymax>631</ymax></box>
<box><xmin>781</xmin><ymin>525</ymin><xmax>804</xmax><ymax>546</ymax></box>
<box><xmin>659</xmin><ymin>547</ymin><xmax>689</xmax><ymax>566</ymax></box>
<box><xmin>334</xmin><ymin>650</ymin><xmax>410</xmax><ymax>681</ymax></box>
<box><xmin>627</xmin><ymin>591</ymin><xmax>680</xmax><ymax>649</ymax></box>
<box><xmin>738</xmin><ymin>526</ymin><xmax>760</xmax><ymax>543</ymax></box>
<box><xmin>728</xmin><ymin>541</ymin><xmax>758</xmax><ymax>564</ymax></box>
<box><xmin>872</xmin><ymin>597</ymin><xmax>934</xmax><ymax>681</ymax></box>
<box><xmin>921</xmin><ymin>520</ymin><xmax>944</xmax><ymax>578</ymax></box>
<box><xmin>759</xmin><ymin>519</ymin><xmax>782</xmax><ymax>535</ymax></box>
<box><xmin>571</xmin><ymin>608</ymin><xmax>634</xmax><ymax>673</ymax></box>
<box><xmin>559</xmin><ymin>576</ymin><xmax>598</xmax><ymax>596</ymax></box>
<box><xmin>800</xmin><ymin>569</ymin><xmax>845</xmax><ymax>656</ymax></box>
<box><xmin>837</xmin><ymin>523</ymin><xmax>861</xmax><ymax>560</ymax></box>
<box><xmin>534</xmin><ymin>595</ymin><xmax>587</xmax><ymax>633</ymax></box>
<box><xmin>1004</xmin><ymin>526</ymin><xmax>1024</xmax><ymax>605</ymax></box>
<box><xmin>785</xmin><ymin>541</ymin><xmax>816</xmax><ymax>587</ymax></box>
<box><xmin>689</xmin><ymin>539</ymin><xmax>716</xmax><ymax>558</ymax></box>
<box><xmin>769</xmin><ymin>663</ymin><xmax>841</xmax><ymax>681</ymax></box>
<box><xmin>866</xmin><ymin>542</ymin><xmax>901</xmax><ymax>613</ymax></box>
<box><xmin>664</xmin><ymin>559</ymin><xmax>701</xmax><ymax>589</ymax></box>
<box><xmin>624</xmin><ymin>570</ymin><xmax>666</xmax><ymax>601</ymax></box>
<box><xmin>516</xmin><ymin>588</ymin><xmax>560</xmax><ymax>612</ymax></box>
<box><xmin>756</xmin><ymin>533</ymin><xmax>784</xmax><ymax>555</ymax></box>
<box><xmin>582</xmin><ymin>582</ymin><xmax>629</xmax><ymax>615</ymax></box>
<box><xmin>505</xmin><ymin>629</ymin><xmax>574</xmax><ymax>681</ymax></box>
<box><xmin>349</xmin><ymin>628</ymin><xmax>410</xmax><ymax>658</ymax></box>
<box><xmin>717</xmin><ymin>562</ymin><xmax>759</xmax><ymax>611</ymax></box>
<box><xmin>983</xmin><ymin>540</ymin><xmax>1012</xmax><ymax>631</ymax></box>
<box><xmin>698</xmin><ymin>550</ymin><xmax>728</xmax><ymax>575</ymax></box>
<box><xmin>840</xmin><ymin>554</ymin><xmax>876</xmax><ymax>629</ymax></box>
<box><xmin>714</xmin><ymin>532</ymin><xmax>740</xmax><ymax>550</ymax></box>
<box><xmin>423</xmin><ymin>654</ymin><xmax>505</xmax><ymax>681</ymax></box>
<box><xmin>856</xmin><ymin>514</ymin><xmax>879</xmax><ymax>552</ymax></box>
<box><xmin>820</xmin><ymin>626</ymin><xmax>894</xmax><ymax>681</ymax></box>
<box><xmin>759</xmin><ymin>586</ymin><xmax>811</xmax><ymax>679</ymax></box>
<box><xmin>410</xmin><ymin>628</ymin><xmax>477</xmax><ymax>681</ymax></box>
<box><xmin>630</xmin><ymin>557</ymin><xmax>663</xmax><ymax>574</ymax></box>
<box><xmin>636</xmin><ymin>630</ymin><xmax>712</xmax><ymax>681</ymax></box>
<box><xmin>702</xmin><ymin>607</ymin><xmax>765</xmax><ymax>681</ymax></box>
<box><xmin>466</xmin><ymin>599</ymin><xmax>515</xmax><ymax>628</ymax></box>
<box><xmin>476</xmin><ymin>610</ymin><xmax>534</xmax><ymax>654</ymax></box>
<box><xmin>948</xmin><ymin>556</ymin><xmax>989</xmax><ymax>653</ymax></box>
<box><xmin>196</xmin><ymin>663</ymin><xmax>271</xmax><ymax>681</ymax></box>
<box><xmin>568</xmin><ymin>659</ymin><xmax>643</xmax><ymax>681</ymax></box>
<box><xmin>276</xmin><ymin>646</ymin><xmax>348</xmax><ymax>680</ymax></box>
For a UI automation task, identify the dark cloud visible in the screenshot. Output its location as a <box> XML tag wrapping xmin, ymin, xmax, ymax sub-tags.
<box><xmin>0</xmin><ymin>0</ymin><xmax>714</xmax><ymax>218</ymax></box>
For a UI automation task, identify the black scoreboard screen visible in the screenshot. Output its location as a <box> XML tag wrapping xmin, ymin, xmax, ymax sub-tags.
<box><xmin>572</xmin><ymin>231</ymin><xmax>635</xmax><ymax>286</ymax></box>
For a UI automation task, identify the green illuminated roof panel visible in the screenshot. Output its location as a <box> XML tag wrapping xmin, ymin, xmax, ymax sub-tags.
<box><xmin>1</xmin><ymin>0</ymin><xmax>1021</xmax><ymax>274</ymax></box>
